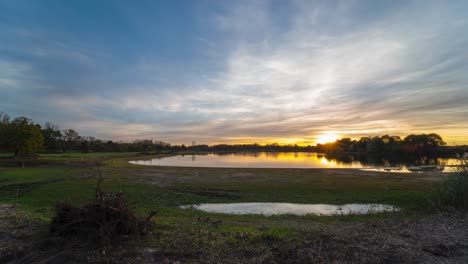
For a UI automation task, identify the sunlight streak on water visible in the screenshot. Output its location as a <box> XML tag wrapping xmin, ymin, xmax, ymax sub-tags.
<box><xmin>129</xmin><ymin>152</ymin><xmax>457</xmax><ymax>172</ymax></box>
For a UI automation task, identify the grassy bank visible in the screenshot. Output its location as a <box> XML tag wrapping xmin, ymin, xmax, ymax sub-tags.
<box><xmin>1</xmin><ymin>157</ymin><xmax>438</xmax><ymax>216</ymax></box>
<box><xmin>1</xmin><ymin>152</ymin><xmax>457</xmax><ymax>262</ymax></box>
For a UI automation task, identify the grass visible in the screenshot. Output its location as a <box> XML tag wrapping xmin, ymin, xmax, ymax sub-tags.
<box><xmin>39</xmin><ymin>152</ymin><xmax>141</xmax><ymax>160</ymax></box>
<box><xmin>0</xmin><ymin>151</ymin><xmax>142</xmax><ymax>160</ymax></box>
<box><xmin>1</xmin><ymin>154</ymin><xmax>439</xmax><ymax>215</ymax></box>
<box><xmin>0</xmin><ymin>152</ymin><xmax>446</xmax><ymax>261</ymax></box>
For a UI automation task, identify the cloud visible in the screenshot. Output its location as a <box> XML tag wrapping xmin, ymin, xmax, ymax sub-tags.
<box><xmin>0</xmin><ymin>0</ymin><xmax>467</xmax><ymax>144</ymax></box>
<box><xmin>0</xmin><ymin>60</ymin><xmax>33</xmax><ymax>88</ymax></box>
<box><xmin>183</xmin><ymin>0</ymin><xmax>468</xmax><ymax>144</ymax></box>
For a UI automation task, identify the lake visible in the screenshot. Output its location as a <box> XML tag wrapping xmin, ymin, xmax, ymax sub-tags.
<box><xmin>130</xmin><ymin>152</ymin><xmax>459</xmax><ymax>173</ymax></box>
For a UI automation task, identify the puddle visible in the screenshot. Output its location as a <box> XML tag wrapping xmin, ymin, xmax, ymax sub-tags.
<box><xmin>180</xmin><ymin>203</ymin><xmax>399</xmax><ymax>216</ymax></box>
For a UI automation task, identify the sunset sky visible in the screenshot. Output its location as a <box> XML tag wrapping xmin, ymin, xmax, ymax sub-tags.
<box><xmin>1</xmin><ymin>0</ymin><xmax>467</xmax><ymax>145</ymax></box>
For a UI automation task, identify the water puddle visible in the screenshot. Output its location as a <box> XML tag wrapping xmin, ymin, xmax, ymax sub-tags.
<box><xmin>181</xmin><ymin>203</ymin><xmax>399</xmax><ymax>216</ymax></box>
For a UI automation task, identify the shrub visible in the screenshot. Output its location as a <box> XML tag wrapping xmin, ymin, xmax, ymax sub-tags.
<box><xmin>50</xmin><ymin>192</ymin><xmax>156</xmax><ymax>244</ymax></box>
<box><xmin>433</xmin><ymin>153</ymin><xmax>467</xmax><ymax>210</ymax></box>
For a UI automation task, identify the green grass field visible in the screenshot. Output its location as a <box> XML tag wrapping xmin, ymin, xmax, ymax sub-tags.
<box><xmin>0</xmin><ymin>151</ymin><xmax>141</xmax><ymax>159</ymax></box>
<box><xmin>0</xmin><ymin>152</ymin><xmax>445</xmax><ymax>260</ymax></box>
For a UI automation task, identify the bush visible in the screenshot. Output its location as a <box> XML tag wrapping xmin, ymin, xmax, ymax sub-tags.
<box><xmin>50</xmin><ymin>193</ymin><xmax>156</xmax><ymax>244</ymax></box>
<box><xmin>433</xmin><ymin>153</ymin><xmax>468</xmax><ymax>210</ymax></box>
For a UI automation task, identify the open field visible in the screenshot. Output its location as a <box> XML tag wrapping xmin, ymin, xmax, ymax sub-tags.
<box><xmin>0</xmin><ymin>152</ymin><xmax>142</xmax><ymax>160</ymax></box>
<box><xmin>0</xmin><ymin>152</ymin><xmax>467</xmax><ymax>263</ymax></box>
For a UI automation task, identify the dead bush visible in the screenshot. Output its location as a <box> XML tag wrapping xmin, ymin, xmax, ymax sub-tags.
<box><xmin>50</xmin><ymin>162</ymin><xmax>156</xmax><ymax>244</ymax></box>
<box><xmin>50</xmin><ymin>193</ymin><xmax>156</xmax><ymax>244</ymax></box>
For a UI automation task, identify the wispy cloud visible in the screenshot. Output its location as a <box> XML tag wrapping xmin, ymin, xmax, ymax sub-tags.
<box><xmin>0</xmin><ymin>0</ymin><xmax>467</xmax><ymax>144</ymax></box>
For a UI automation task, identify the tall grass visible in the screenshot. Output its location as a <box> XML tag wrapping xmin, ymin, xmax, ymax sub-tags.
<box><xmin>433</xmin><ymin>153</ymin><xmax>467</xmax><ymax>210</ymax></box>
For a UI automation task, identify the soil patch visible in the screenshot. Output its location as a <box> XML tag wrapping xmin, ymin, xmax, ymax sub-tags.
<box><xmin>169</xmin><ymin>188</ymin><xmax>242</xmax><ymax>200</ymax></box>
<box><xmin>268</xmin><ymin>213</ymin><xmax>468</xmax><ymax>263</ymax></box>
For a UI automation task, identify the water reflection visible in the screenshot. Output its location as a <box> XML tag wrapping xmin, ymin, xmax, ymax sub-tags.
<box><xmin>181</xmin><ymin>203</ymin><xmax>399</xmax><ymax>216</ymax></box>
<box><xmin>129</xmin><ymin>152</ymin><xmax>459</xmax><ymax>172</ymax></box>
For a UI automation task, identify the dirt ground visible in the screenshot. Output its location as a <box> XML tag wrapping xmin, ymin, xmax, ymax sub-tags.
<box><xmin>267</xmin><ymin>212</ymin><xmax>468</xmax><ymax>264</ymax></box>
<box><xmin>1</xmin><ymin>203</ymin><xmax>467</xmax><ymax>264</ymax></box>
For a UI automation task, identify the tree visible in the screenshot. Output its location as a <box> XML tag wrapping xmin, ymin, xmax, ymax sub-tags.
<box><xmin>403</xmin><ymin>133</ymin><xmax>446</xmax><ymax>155</ymax></box>
<box><xmin>366</xmin><ymin>136</ymin><xmax>385</xmax><ymax>154</ymax></box>
<box><xmin>62</xmin><ymin>129</ymin><xmax>81</xmax><ymax>151</ymax></box>
<box><xmin>0</xmin><ymin>112</ymin><xmax>11</xmax><ymax>151</ymax></box>
<box><xmin>42</xmin><ymin>122</ymin><xmax>63</xmax><ymax>152</ymax></box>
<box><xmin>1</xmin><ymin>117</ymin><xmax>43</xmax><ymax>156</ymax></box>
<box><xmin>426</xmin><ymin>133</ymin><xmax>446</xmax><ymax>147</ymax></box>
<box><xmin>381</xmin><ymin>135</ymin><xmax>402</xmax><ymax>154</ymax></box>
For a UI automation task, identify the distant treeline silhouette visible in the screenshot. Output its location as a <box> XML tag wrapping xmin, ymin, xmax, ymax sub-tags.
<box><xmin>0</xmin><ymin>112</ymin><xmax>465</xmax><ymax>157</ymax></box>
<box><xmin>316</xmin><ymin>134</ymin><xmax>453</xmax><ymax>157</ymax></box>
<box><xmin>314</xmin><ymin>135</ymin><xmax>468</xmax><ymax>165</ymax></box>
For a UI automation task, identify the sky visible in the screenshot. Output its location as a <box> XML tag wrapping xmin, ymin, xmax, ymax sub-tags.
<box><xmin>0</xmin><ymin>0</ymin><xmax>467</xmax><ymax>146</ymax></box>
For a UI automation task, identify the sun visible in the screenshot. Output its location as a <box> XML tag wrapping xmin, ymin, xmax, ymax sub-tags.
<box><xmin>316</xmin><ymin>134</ymin><xmax>340</xmax><ymax>144</ymax></box>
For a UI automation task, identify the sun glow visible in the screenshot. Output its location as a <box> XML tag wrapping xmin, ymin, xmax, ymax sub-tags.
<box><xmin>316</xmin><ymin>134</ymin><xmax>340</xmax><ymax>144</ymax></box>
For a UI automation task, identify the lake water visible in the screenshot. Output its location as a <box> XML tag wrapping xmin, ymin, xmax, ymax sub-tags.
<box><xmin>180</xmin><ymin>203</ymin><xmax>399</xmax><ymax>216</ymax></box>
<box><xmin>130</xmin><ymin>152</ymin><xmax>459</xmax><ymax>173</ymax></box>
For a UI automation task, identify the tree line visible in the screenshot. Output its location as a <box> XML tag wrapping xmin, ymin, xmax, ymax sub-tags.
<box><xmin>0</xmin><ymin>112</ymin><xmax>462</xmax><ymax>157</ymax></box>
<box><xmin>315</xmin><ymin>134</ymin><xmax>449</xmax><ymax>157</ymax></box>
<box><xmin>0</xmin><ymin>113</ymin><xmax>317</xmax><ymax>156</ymax></box>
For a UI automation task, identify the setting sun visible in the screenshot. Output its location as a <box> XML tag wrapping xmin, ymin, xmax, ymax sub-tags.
<box><xmin>316</xmin><ymin>134</ymin><xmax>340</xmax><ymax>144</ymax></box>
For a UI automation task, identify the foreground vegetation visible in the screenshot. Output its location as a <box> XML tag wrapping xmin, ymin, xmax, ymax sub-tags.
<box><xmin>0</xmin><ymin>153</ymin><xmax>437</xmax><ymax>217</ymax></box>
<box><xmin>433</xmin><ymin>153</ymin><xmax>468</xmax><ymax>210</ymax></box>
<box><xmin>1</xmin><ymin>152</ymin><xmax>466</xmax><ymax>262</ymax></box>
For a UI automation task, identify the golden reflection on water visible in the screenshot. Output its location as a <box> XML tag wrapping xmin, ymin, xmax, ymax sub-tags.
<box><xmin>130</xmin><ymin>152</ymin><xmax>458</xmax><ymax>173</ymax></box>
